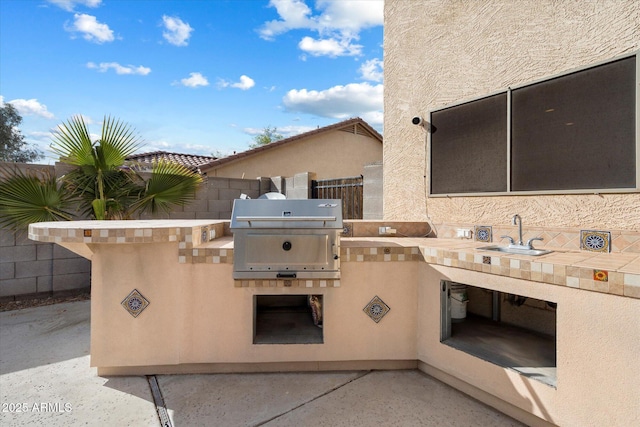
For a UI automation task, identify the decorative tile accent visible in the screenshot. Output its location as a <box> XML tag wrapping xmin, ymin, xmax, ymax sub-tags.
<box><xmin>342</xmin><ymin>246</ymin><xmax>422</xmax><ymax>262</ymax></box>
<box><xmin>363</xmin><ymin>295</ymin><xmax>390</xmax><ymax>323</ymax></box>
<box><xmin>475</xmin><ymin>226</ymin><xmax>492</xmax><ymax>242</ymax></box>
<box><xmin>580</xmin><ymin>230</ymin><xmax>611</xmax><ymax>253</ymax></box>
<box><xmin>83</xmin><ymin>229</ymin><xmax>92</xmax><ymax>237</ymax></box>
<box><xmin>482</xmin><ymin>256</ymin><xmax>491</xmax><ymax>265</ymax></box>
<box><xmin>234</xmin><ymin>279</ymin><xmax>340</xmax><ymax>288</ymax></box>
<box><xmin>121</xmin><ymin>289</ymin><xmax>150</xmax><ymax>318</ymax></box>
<box><xmin>594</xmin><ymin>269</ymin><xmax>608</xmax><ymax>282</ymax></box>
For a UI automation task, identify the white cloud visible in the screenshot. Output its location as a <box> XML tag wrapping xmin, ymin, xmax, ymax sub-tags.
<box><xmin>177</xmin><ymin>72</ymin><xmax>209</xmax><ymax>88</ymax></box>
<box><xmin>273</xmin><ymin>125</ymin><xmax>315</xmax><ymax>138</ymax></box>
<box><xmin>139</xmin><ymin>140</ymin><xmax>216</xmax><ymax>157</ymax></box>
<box><xmin>232</xmin><ymin>75</ymin><xmax>255</xmax><ymax>90</ymax></box>
<box><xmin>28</xmin><ymin>131</ymin><xmax>55</xmax><ymax>141</ymax></box>
<box><xmin>65</xmin><ymin>13</ymin><xmax>114</xmax><ymax>43</ymax></box>
<box><xmin>6</xmin><ymin>98</ymin><xmax>55</xmax><ymax>119</ymax></box>
<box><xmin>315</xmin><ymin>0</ymin><xmax>383</xmax><ymax>32</ymax></box>
<box><xmin>87</xmin><ymin>62</ymin><xmax>151</xmax><ymax>75</ymax></box>
<box><xmin>76</xmin><ymin>114</ymin><xmax>96</xmax><ymax>124</ymax></box>
<box><xmin>243</xmin><ymin>124</ymin><xmax>313</xmax><ymax>139</ymax></box>
<box><xmin>162</xmin><ymin>15</ymin><xmax>193</xmax><ymax>46</ymax></box>
<box><xmin>299</xmin><ymin>36</ymin><xmax>362</xmax><ymax>57</ymax></box>
<box><xmin>46</xmin><ymin>0</ymin><xmax>102</xmax><ymax>12</ymax></box>
<box><xmin>359</xmin><ymin>58</ymin><xmax>383</xmax><ymax>82</ymax></box>
<box><xmin>259</xmin><ymin>0</ymin><xmax>383</xmax><ymax>58</ymax></box>
<box><xmin>282</xmin><ymin>82</ymin><xmax>383</xmax><ymax>126</ymax></box>
<box><xmin>259</xmin><ymin>0</ymin><xmax>314</xmax><ymax>40</ymax></box>
<box><xmin>218</xmin><ymin>75</ymin><xmax>255</xmax><ymax>91</ymax></box>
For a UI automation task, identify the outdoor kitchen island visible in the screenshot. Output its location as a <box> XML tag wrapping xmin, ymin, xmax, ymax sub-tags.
<box><xmin>28</xmin><ymin>218</ymin><xmax>640</xmax><ymax>427</ymax></box>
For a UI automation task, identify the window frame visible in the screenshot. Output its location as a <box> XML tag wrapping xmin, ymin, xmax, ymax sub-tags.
<box><xmin>427</xmin><ymin>52</ymin><xmax>639</xmax><ymax>197</ymax></box>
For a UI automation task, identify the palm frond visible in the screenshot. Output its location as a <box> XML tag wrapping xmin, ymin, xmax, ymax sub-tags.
<box><xmin>99</xmin><ymin>116</ymin><xmax>143</xmax><ymax>165</ymax></box>
<box><xmin>50</xmin><ymin>115</ymin><xmax>95</xmax><ymax>167</ymax></box>
<box><xmin>129</xmin><ymin>161</ymin><xmax>203</xmax><ymax>215</ymax></box>
<box><xmin>0</xmin><ymin>167</ymin><xmax>75</xmax><ymax>231</ymax></box>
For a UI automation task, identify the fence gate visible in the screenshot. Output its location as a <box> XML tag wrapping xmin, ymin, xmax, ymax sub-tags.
<box><xmin>312</xmin><ymin>176</ymin><xmax>363</xmax><ymax>219</ymax></box>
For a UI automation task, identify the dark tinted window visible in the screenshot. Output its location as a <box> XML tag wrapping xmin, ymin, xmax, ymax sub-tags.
<box><xmin>430</xmin><ymin>93</ymin><xmax>508</xmax><ymax>194</ymax></box>
<box><xmin>511</xmin><ymin>56</ymin><xmax>636</xmax><ymax>191</ymax></box>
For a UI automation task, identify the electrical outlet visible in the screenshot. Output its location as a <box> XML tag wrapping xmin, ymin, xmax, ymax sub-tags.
<box><xmin>379</xmin><ymin>226</ymin><xmax>387</xmax><ymax>235</ymax></box>
<box><xmin>456</xmin><ymin>228</ymin><xmax>472</xmax><ymax>238</ymax></box>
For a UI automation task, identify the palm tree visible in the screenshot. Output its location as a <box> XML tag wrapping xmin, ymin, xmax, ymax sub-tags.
<box><xmin>0</xmin><ymin>115</ymin><xmax>203</xmax><ymax>230</ymax></box>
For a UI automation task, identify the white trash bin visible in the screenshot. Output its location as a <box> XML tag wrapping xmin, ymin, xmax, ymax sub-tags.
<box><xmin>450</xmin><ymin>283</ymin><xmax>468</xmax><ymax>322</ymax></box>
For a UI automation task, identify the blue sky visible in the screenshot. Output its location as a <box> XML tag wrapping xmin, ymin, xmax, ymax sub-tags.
<box><xmin>0</xmin><ymin>0</ymin><xmax>383</xmax><ymax>163</ymax></box>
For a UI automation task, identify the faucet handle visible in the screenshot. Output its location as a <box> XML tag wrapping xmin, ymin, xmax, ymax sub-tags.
<box><xmin>526</xmin><ymin>237</ymin><xmax>544</xmax><ymax>248</ymax></box>
<box><xmin>500</xmin><ymin>235</ymin><xmax>515</xmax><ymax>245</ymax></box>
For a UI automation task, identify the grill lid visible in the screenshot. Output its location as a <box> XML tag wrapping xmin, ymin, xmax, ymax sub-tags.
<box><xmin>230</xmin><ymin>199</ymin><xmax>343</xmax><ymax>230</ymax></box>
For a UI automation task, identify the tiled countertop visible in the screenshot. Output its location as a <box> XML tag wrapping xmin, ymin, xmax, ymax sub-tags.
<box><xmin>338</xmin><ymin>237</ymin><xmax>639</xmax><ymax>298</ymax></box>
<box><xmin>28</xmin><ymin>221</ymin><xmax>640</xmax><ymax>299</ymax></box>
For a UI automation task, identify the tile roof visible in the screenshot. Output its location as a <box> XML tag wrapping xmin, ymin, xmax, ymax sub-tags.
<box><xmin>200</xmin><ymin>117</ymin><xmax>382</xmax><ymax>171</ymax></box>
<box><xmin>126</xmin><ymin>151</ymin><xmax>216</xmax><ymax>170</ymax></box>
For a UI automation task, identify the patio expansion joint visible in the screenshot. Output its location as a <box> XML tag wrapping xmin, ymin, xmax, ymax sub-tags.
<box><xmin>147</xmin><ymin>375</ymin><xmax>172</xmax><ymax>427</ymax></box>
<box><xmin>252</xmin><ymin>370</ymin><xmax>372</xmax><ymax>427</ymax></box>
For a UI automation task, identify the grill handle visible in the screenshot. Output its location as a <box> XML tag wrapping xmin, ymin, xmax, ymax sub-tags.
<box><xmin>236</xmin><ymin>216</ymin><xmax>336</xmax><ymax>226</ymax></box>
<box><xmin>236</xmin><ymin>216</ymin><xmax>336</xmax><ymax>221</ymax></box>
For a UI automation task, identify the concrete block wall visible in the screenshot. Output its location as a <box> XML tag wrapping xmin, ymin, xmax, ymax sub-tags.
<box><xmin>262</xmin><ymin>176</ymin><xmax>286</xmax><ymax>195</ymax></box>
<box><xmin>285</xmin><ymin>172</ymin><xmax>315</xmax><ymax>199</ymax></box>
<box><xmin>1</xmin><ymin>162</ymin><xmax>92</xmax><ymax>300</ymax></box>
<box><xmin>138</xmin><ymin>176</ymin><xmax>261</xmax><ymax>220</ymax></box>
<box><xmin>0</xmin><ymin>230</ymin><xmax>91</xmax><ymax>300</ymax></box>
<box><xmin>363</xmin><ymin>162</ymin><xmax>383</xmax><ymax>220</ymax></box>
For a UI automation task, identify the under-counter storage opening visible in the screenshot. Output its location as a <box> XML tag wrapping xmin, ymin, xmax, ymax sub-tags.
<box><xmin>254</xmin><ymin>295</ymin><xmax>323</xmax><ymax>344</ymax></box>
<box><xmin>440</xmin><ymin>280</ymin><xmax>557</xmax><ymax>387</ymax></box>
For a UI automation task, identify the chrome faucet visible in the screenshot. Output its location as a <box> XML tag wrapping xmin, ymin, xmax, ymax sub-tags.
<box><xmin>512</xmin><ymin>214</ymin><xmax>523</xmax><ymax>246</ymax></box>
<box><xmin>500</xmin><ymin>214</ymin><xmax>544</xmax><ymax>250</ymax></box>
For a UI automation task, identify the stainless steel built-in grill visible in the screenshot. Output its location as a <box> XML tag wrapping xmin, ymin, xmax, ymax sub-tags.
<box><xmin>230</xmin><ymin>199</ymin><xmax>343</xmax><ymax>280</ymax></box>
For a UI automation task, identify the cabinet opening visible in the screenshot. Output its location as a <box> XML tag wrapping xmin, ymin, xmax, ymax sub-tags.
<box><xmin>440</xmin><ymin>281</ymin><xmax>557</xmax><ymax>387</ymax></box>
<box><xmin>254</xmin><ymin>295</ymin><xmax>323</xmax><ymax>344</ymax></box>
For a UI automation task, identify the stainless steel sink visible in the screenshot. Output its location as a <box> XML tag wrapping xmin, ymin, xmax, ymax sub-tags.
<box><xmin>478</xmin><ymin>245</ymin><xmax>552</xmax><ymax>256</ymax></box>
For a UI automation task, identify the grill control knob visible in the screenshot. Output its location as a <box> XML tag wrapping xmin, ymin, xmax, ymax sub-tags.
<box><xmin>282</xmin><ymin>241</ymin><xmax>292</xmax><ymax>251</ymax></box>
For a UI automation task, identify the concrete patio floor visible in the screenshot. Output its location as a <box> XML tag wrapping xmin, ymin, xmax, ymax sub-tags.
<box><xmin>0</xmin><ymin>300</ymin><xmax>524</xmax><ymax>426</ymax></box>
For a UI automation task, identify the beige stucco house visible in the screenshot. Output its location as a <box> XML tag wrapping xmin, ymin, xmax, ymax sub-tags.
<box><xmin>199</xmin><ymin>117</ymin><xmax>382</xmax><ymax>180</ymax></box>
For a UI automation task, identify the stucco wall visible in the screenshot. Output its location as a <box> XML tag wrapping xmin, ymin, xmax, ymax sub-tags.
<box><xmin>383</xmin><ymin>0</ymin><xmax>640</xmax><ymax>229</ymax></box>
<box><xmin>207</xmin><ymin>131</ymin><xmax>382</xmax><ymax>180</ymax></box>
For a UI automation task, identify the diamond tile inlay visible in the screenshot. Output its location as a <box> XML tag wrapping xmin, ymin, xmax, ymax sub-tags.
<box><xmin>475</xmin><ymin>226</ymin><xmax>492</xmax><ymax>243</ymax></box>
<box><xmin>363</xmin><ymin>296</ymin><xmax>390</xmax><ymax>323</ymax></box>
<box><xmin>580</xmin><ymin>230</ymin><xmax>611</xmax><ymax>253</ymax></box>
<box><xmin>121</xmin><ymin>289</ymin><xmax>150</xmax><ymax>318</ymax></box>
